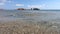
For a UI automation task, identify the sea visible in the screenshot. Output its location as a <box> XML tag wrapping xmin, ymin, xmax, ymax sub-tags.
<box><xmin>0</xmin><ymin>10</ymin><xmax>60</xmax><ymax>23</ymax></box>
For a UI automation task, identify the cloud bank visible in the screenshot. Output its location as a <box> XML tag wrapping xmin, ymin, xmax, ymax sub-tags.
<box><xmin>0</xmin><ymin>0</ymin><xmax>12</xmax><ymax>5</ymax></box>
<box><xmin>27</xmin><ymin>4</ymin><xmax>46</xmax><ymax>9</ymax></box>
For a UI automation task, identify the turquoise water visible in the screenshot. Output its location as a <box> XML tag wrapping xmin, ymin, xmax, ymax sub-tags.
<box><xmin>0</xmin><ymin>10</ymin><xmax>60</xmax><ymax>22</ymax></box>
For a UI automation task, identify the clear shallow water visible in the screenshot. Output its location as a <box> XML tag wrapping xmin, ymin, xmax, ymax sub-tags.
<box><xmin>0</xmin><ymin>10</ymin><xmax>60</xmax><ymax>22</ymax></box>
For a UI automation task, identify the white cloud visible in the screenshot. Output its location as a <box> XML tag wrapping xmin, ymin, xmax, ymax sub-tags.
<box><xmin>16</xmin><ymin>4</ymin><xmax>24</xmax><ymax>6</ymax></box>
<box><xmin>27</xmin><ymin>4</ymin><xmax>47</xmax><ymax>9</ymax></box>
<box><xmin>0</xmin><ymin>3</ymin><xmax>4</xmax><ymax>5</ymax></box>
<box><xmin>0</xmin><ymin>0</ymin><xmax>12</xmax><ymax>3</ymax></box>
<box><xmin>28</xmin><ymin>5</ymin><xmax>41</xmax><ymax>8</ymax></box>
<box><xmin>0</xmin><ymin>0</ymin><xmax>7</xmax><ymax>3</ymax></box>
<box><xmin>0</xmin><ymin>0</ymin><xmax>7</xmax><ymax>5</ymax></box>
<box><xmin>0</xmin><ymin>0</ymin><xmax>12</xmax><ymax>6</ymax></box>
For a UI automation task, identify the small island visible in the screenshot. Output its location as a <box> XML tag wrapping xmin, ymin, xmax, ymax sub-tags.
<box><xmin>17</xmin><ymin>8</ymin><xmax>25</xmax><ymax>10</ymax></box>
<box><xmin>17</xmin><ymin>8</ymin><xmax>40</xmax><ymax>10</ymax></box>
<box><xmin>32</xmin><ymin>8</ymin><xmax>40</xmax><ymax>10</ymax></box>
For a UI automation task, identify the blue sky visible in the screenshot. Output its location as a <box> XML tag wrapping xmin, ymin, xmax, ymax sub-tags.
<box><xmin>0</xmin><ymin>0</ymin><xmax>60</xmax><ymax>9</ymax></box>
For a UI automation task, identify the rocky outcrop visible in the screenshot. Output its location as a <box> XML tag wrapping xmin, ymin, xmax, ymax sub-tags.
<box><xmin>33</xmin><ymin>8</ymin><xmax>40</xmax><ymax>10</ymax></box>
<box><xmin>17</xmin><ymin>8</ymin><xmax>25</xmax><ymax>10</ymax></box>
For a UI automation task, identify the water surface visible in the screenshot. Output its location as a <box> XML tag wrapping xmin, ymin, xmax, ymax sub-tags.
<box><xmin>0</xmin><ymin>10</ymin><xmax>60</xmax><ymax>23</ymax></box>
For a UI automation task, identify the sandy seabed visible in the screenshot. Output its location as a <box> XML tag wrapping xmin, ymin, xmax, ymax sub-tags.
<box><xmin>0</xmin><ymin>18</ymin><xmax>60</xmax><ymax>34</ymax></box>
<box><xmin>0</xmin><ymin>11</ymin><xmax>60</xmax><ymax>34</ymax></box>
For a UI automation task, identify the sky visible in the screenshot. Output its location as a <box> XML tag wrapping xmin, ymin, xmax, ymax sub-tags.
<box><xmin>0</xmin><ymin>0</ymin><xmax>60</xmax><ymax>9</ymax></box>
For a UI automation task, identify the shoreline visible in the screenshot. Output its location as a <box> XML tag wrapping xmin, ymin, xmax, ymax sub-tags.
<box><xmin>0</xmin><ymin>10</ymin><xmax>60</xmax><ymax>34</ymax></box>
<box><xmin>0</xmin><ymin>17</ymin><xmax>60</xmax><ymax>34</ymax></box>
